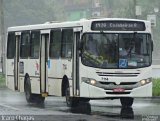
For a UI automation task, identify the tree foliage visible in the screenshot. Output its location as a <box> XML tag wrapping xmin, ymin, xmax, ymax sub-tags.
<box><xmin>4</xmin><ymin>0</ymin><xmax>56</xmax><ymax>27</ymax></box>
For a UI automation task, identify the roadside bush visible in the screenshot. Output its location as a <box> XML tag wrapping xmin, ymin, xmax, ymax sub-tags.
<box><xmin>152</xmin><ymin>78</ymin><xmax>160</xmax><ymax>96</ymax></box>
<box><xmin>0</xmin><ymin>74</ymin><xmax>5</xmax><ymax>87</ymax></box>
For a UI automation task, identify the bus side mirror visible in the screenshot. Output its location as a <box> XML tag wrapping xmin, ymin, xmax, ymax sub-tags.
<box><xmin>78</xmin><ymin>42</ymin><xmax>83</xmax><ymax>56</ymax></box>
<box><xmin>78</xmin><ymin>41</ymin><xmax>83</xmax><ymax>50</ymax></box>
<box><xmin>78</xmin><ymin>41</ymin><xmax>82</xmax><ymax>50</ymax></box>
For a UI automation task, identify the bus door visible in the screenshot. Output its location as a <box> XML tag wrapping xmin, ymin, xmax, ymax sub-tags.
<box><xmin>14</xmin><ymin>32</ymin><xmax>20</xmax><ymax>90</ymax></box>
<box><xmin>73</xmin><ymin>27</ymin><xmax>82</xmax><ymax>96</ymax></box>
<box><xmin>40</xmin><ymin>30</ymin><xmax>49</xmax><ymax>95</ymax></box>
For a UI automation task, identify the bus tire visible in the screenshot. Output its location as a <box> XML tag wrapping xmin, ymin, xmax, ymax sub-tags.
<box><xmin>80</xmin><ymin>98</ymin><xmax>90</xmax><ymax>103</ymax></box>
<box><xmin>24</xmin><ymin>77</ymin><xmax>45</xmax><ymax>104</ymax></box>
<box><xmin>65</xmin><ymin>84</ymin><xmax>79</xmax><ymax>107</ymax></box>
<box><xmin>34</xmin><ymin>94</ymin><xmax>45</xmax><ymax>104</ymax></box>
<box><xmin>24</xmin><ymin>77</ymin><xmax>35</xmax><ymax>103</ymax></box>
<box><xmin>120</xmin><ymin>97</ymin><xmax>134</xmax><ymax>107</ymax></box>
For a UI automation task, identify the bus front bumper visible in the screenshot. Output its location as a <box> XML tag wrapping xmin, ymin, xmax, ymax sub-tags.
<box><xmin>81</xmin><ymin>82</ymin><xmax>152</xmax><ymax>98</ymax></box>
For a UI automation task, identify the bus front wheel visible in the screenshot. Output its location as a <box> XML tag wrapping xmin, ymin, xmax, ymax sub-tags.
<box><xmin>120</xmin><ymin>97</ymin><xmax>134</xmax><ymax>107</ymax></box>
<box><xmin>65</xmin><ymin>85</ymin><xmax>79</xmax><ymax>107</ymax></box>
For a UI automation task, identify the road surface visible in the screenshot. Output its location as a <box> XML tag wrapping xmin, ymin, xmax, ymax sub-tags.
<box><xmin>0</xmin><ymin>87</ymin><xmax>160</xmax><ymax>121</ymax></box>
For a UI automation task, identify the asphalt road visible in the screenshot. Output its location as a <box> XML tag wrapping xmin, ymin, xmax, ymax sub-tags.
<box><xmin>0</xmin><ymin>87</ymin><xmax>160</xmax><ymax>121</ymax></box>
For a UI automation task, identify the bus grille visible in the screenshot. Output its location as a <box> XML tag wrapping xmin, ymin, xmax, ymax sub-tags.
<box><xmin>96</xmin><ymin>72</ymin><xmax>140</xmax><ymax>77</ymax></box>
<box><xmin>106</xmin><ymin>92</ymin><xmax>131</xmax><ymax>95</ymax></box>
<box><xmin>99</xmin><ymin>82</ymin><xmax>138</xmax><ymax>90</ymax></box>
<box><xmin>99</xmin><ymin>82</ymin><xmax>137</xmax><ymax>85</ymax></box>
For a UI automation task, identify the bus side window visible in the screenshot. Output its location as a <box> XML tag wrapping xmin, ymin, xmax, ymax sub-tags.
<box><xmin>49</xmin><ymin>29</ymin><xmax>61</xmax><ymax>58</ymax></box>
<box><xmin>61</xmin><ymin>29</ymin><xmax>73</xmax><ymax>58</ymax></box>
<box><xmin>30</xmin><ymin>31</ymin><xmax>40</xmax><ymax>58</ymax></box>
<box><xmin>20</xmin><ymin>31</ymin><xmax>30</xmax><ymax>58</ymax></box>
<box><xmin>7</xmin><ymin>32</ymin><xmax>16</xmax><ymax>59</ymax></box>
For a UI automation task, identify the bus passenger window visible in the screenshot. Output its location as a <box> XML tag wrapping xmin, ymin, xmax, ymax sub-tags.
<box><xmin>20</xmin><ymin>31</ymin><xmax>30</xmax><ymax>58</ymax></box>
<box><xmin>50</xmin><ymin>29</ymin><xmax>61</xmax><ymax>58</ymax></box>
<box><xmin>61</xmin><ymin>29</ymin><xmax>73</xmax><ymax>58</ymax></box>
<box><xmin>30</xmin><ymin>31</ymin><xmax>40</xmax><ymax>58</ymax></box>
<box><xmin>7</xmin><ymin>32</ymin><xmax>16</xmax><ymax>59</ymax></box>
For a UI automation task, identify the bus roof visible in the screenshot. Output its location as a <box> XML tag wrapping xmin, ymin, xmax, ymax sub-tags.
<box><xmin>8</xmin><ymin>18</ymin><xmax>151</xmax><ymax>32</ymax></box>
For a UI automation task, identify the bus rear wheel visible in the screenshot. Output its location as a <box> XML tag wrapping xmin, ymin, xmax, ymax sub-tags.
<box><xmin>24</xmin><ymin>77</ymin><xmax>45</xmax><ymax>104</ymax></box>
<box><xmin>120</xmin><ymin>97</ymin><xmax>134</xmax><ymax>107</ymax></box>
<box><xmin>24</xmin><ymin>77</ymin><xmax>34</xmax><ymax>103</ymax></box>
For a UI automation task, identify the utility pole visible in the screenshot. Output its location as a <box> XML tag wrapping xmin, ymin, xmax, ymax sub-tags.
<box><xmin>90</xmin><ymin>0</ymin><xmax>93</xmax><ymax>18</ymax></box>
<box><xmin>0</xmin><ymin>0</ymin><xmax>5</xmax><ymax>74</ymax></box>
<box><xmin>134</xmin><ymin>0</ymin><xmax>137</xmax><ymax>18</ymax></box>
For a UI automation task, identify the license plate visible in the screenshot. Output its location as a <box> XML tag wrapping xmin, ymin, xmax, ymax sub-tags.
<box><xmin>113</xmin><ymin>88</ymin><xmax>125</xmax><ymax>92</ymax></box>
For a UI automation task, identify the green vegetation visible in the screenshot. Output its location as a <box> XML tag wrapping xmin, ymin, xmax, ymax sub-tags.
<box><xmin>0</xmin><ymin>74</ymin><xmax>5</xmax><ymax>87</ymax></box>
<box><xmin>152</xmin><ymin>78</ymin><xmax>160</xmax><ymax>96</ymax></box>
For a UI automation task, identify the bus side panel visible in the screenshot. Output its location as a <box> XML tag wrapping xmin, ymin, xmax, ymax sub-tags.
<box><xmin>21</xmin><ymin>59</ymin><xmax>41</xmax><ymax>94</ymax></box>
<box><xmin>64</xmin><ymin>59</ymin><xmax>73</xmax><ymax>96</ymax></box>
<box><xmin>79</xmin><ymin>64</ymin><xmax>90</xmax><ymax>97</ymax></box>
<box><xmin>48</xmin><ymin>59</ymin><xmax>65</xmax><ymax>96</ymax></box>
<box><xmin>6</xmin><ymin>59</ymin><xmax>15</xmax><ymax>90</ymax></box>
<box><xmin>48</xmin><ymin>78</ymin><xmax>62</xmax><ymax>96</ymax></box>
<box><xmin>30</xmin><ymin>77</ymin><xmax>40</xmax><ymax>94</ymax></box>
<box><xmin>6</xmin><ymin>76</ymin><xmax>15</xmax><ymax>91</ymax></box>
<box><xmin>29</xmin><ymin>59</ymin><xmax>40</xmax><ymax>94</ymax></box>
<box><xmin>19</xmin><ymin>77</ymin><xmax>24</xmax><ymax>92</ymax></box>
<box><xmin>80</xmin><ymin>82</ymin><xmax>90</xmax><ymax>97</ymax></box>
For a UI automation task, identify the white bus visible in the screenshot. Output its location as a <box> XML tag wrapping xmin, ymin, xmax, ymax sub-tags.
<box><xmin>6</xmin><ymin>18</ymin><xmax>153</xmax><ymax>107</ymax></box>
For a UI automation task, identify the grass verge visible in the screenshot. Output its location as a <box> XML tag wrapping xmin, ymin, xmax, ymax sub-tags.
<box><xmin>0</xmin><ymin>73</ymin><xmax>5</xmax><ymax>87</ymax></box>
<box><xmin>152</xmin><ymin>78</ymin><xmax>160</xmax><ymax>96</ymax></box>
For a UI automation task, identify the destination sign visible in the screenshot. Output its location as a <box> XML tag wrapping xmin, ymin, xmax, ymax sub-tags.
<box><xmin>91</xmin><ymin>21</ymin><xmax>146</xmax><ymax>31</ymax></box>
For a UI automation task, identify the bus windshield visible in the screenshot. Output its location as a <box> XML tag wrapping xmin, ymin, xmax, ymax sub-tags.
<box><xmin>81</xmin><ymin>33</ymin><xmax>152</xmax><ymax>69</ymax></box>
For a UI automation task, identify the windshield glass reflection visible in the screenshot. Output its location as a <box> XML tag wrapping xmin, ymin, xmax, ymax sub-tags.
<box><xmin>81</xmin><ymin>33</ymin><xmax>152</xmax><ymax>69</ymax></box>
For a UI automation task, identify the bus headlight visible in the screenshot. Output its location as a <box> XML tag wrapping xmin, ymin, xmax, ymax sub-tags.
<box><xmin>82</xmin><ymin>77</ymin><xmax>97</xmax><ymax>85</ymax></box>
<box><xmin>140</xmin><ymin>78</ymin><xmax>152</xmax><ymax>86</ymax></box>
<box><xmin>140</xmin><ymin>80</ymin><xmax>146</xmax><ymax>85</ymax></box>
<box><xmin>90</xmin><ymin>79</ymin><xmax>96</xmax><ymax>85</ymax></box>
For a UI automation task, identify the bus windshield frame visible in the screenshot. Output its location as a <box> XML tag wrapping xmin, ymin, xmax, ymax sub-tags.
<box><xmin>81</xmin><ymin>32</ymin><xmax>152</xmax><ymax>69</ymax></box>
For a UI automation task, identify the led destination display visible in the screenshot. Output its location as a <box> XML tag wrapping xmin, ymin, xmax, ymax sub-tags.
<box><xmin>91</xmin><ymin>21</ymin><xmax>146</xmax><ymax>31</ymax></box>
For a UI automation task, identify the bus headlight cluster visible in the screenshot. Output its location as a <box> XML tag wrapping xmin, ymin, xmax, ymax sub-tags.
<box><xmin>90</xmin><ymin>79</ymin><xmax>96</xmax><ymax>85</ymax></box>
<box><xmin>140</xmin><ymin>78</ymin><xmax>152</xmax><ymax>86</ymax></box>
<box><xmin>82</xmin><ymin>77</ymin><xmax>97</xmax><ymax>85</ymax></box>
